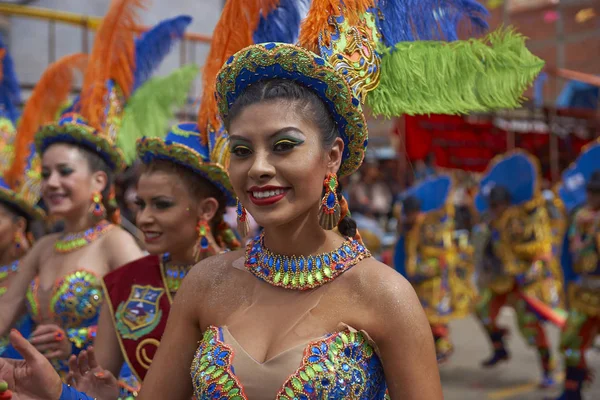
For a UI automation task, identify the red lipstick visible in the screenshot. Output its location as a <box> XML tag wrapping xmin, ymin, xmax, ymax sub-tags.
<box><xmin>247</xmin><ymin>186</ymin><xmax>289</xmax><ymax>206</ymax></box>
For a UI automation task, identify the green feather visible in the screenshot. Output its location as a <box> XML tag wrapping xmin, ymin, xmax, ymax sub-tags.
<box><xmin>118</xmin><ymin>64</ymin><xmax>198</xmax><ymax>164</ymax></box>
<box><xmin>366</xmin><ymin>28</ymin><xmax>545</xmax><ymax>117</ymax></box>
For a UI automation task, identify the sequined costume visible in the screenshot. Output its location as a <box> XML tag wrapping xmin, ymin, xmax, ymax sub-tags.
<box><xmin>394</xmin><ymin>175</ymin><xmax>476</xmax><ymax>363</ymax></box>
<box><xmin>473</xmin><ymin>151</ymin><xmax>563</xmax><ymax>386</ymax></box>
<box><xmin>555</xmin><ymin>141</ymin><xmax>600</xmax><ymax>400</ymax></box>
<box><xmin>25</xmin><ymin>270</ymin><xmax>102</xmax><ymax>376</ymax></box>
<box><xmin>190</xmin><ymin>234</ymin><xmax>391</xmax><ymax>399</ymax></box>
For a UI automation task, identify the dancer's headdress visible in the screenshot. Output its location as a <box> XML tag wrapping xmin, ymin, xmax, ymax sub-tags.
<box><xmin>33</xmin><ymin>0</ymin><xmax>192</xmax><ymax>173</ymax></box>
<box><xmin>1</xmin><ymin>35</ymin><xmax>89</xmax><ymax>220</ymax></box>
<box><xmin>137</xmin><ymin>122</ymin><xmax>236</xmax><ymax>206</ymax></box>
<box><xmin>138</xmin><ymin>0</ymin><xmax>312</xmax><ymax>207</ymax></box>
<box><xmin>212</xmin><ymin>0</ymin><xmax>543</xmax><ymax>177</ymax></box>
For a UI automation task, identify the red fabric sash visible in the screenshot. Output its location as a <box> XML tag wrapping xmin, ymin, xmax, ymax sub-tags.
<box><xmin>103</xmin><ymin>255</ymin><xmax>171</xmax><ymax>382</ymax></box>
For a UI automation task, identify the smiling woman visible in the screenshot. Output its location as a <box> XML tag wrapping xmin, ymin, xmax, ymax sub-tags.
<box><xmin>0</xmin><ymin>0</ymin><xmax>190</xmax><ymax>383</ymax></box>
<box><xmin>59</xmin><ymin>122</ymin><xmax>242</xmax><ymax>400</ymax></box>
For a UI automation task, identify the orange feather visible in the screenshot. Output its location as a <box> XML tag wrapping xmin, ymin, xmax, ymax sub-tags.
<box><xmin>298</xmin><ymin>0</ymin><xmax>375</xmax><ymax>53</ymax></box>
<box><xmin>79</xmin><ymin>0</ymin><xmax>147</xmax><ymax>131</ymax></box>
<box><xmin>5</xmin><ymin>53</ymin><xmax>88</xmax><ymax>189</ymax></box>
<box><xmin>197</xmin><ymin>0</ymin><xmax>279</xmax><ymax>145</ymax></box>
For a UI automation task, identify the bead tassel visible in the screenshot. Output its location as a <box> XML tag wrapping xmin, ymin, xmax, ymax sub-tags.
<box><xmin>236</xmin><ymin>200</ymin><xmax>250</xmax><ymax>238</ymax></box>
<box><xmin>318</xmin><ymin>173</ymin><xmax>341</xmax><ymax>230</ymax></box>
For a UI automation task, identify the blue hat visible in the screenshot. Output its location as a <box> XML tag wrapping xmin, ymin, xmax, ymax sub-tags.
<box><xmin>137</xmin><ymin>122</ymin><xmax>235</xmax><ymax>206</ymax></box>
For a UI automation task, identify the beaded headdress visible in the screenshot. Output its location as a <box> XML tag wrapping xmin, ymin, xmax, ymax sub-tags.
<box><xmin>34</xmin><ymin>0</ymin><xmax>192</xmax><ymax>173</ymax></box>
<box><xmin>137</xmin><ymin>122</ymin><xmax>236</xmax><ymax>206</ymax></box>
<box><xmin>0</xmin><ymin>35</ymin><xmax>88</xmax><ymax>221</ymax></box>
<box><xmin>214</xmin><ymin>0</ymin><xmax>544</xmax><ymax>177</ymax></box>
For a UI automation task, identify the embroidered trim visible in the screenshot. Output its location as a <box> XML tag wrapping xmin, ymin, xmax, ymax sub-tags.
<box><xmin>190</xmin><ymin>326</ymin><xmax>248</xmax><ymax>399</ymax></box>
<box><xmin>245</xmin><ymin>233</ymin><xmax>371</xmax><ymax>290</ymax></box>
<box><xmin>0</xmin><ymin>260</ymin><xmax>19</xmax><ymax>283</ymax></box>
<box><xmin>277</xmin><ymin>329</ymin><xmax>387</xmax><ymax>398</ymax></box>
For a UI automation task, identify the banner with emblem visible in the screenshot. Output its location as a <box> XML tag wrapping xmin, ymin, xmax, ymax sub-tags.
<box><xmin>103</xmin><ymin>255</ymin><xmax>171</xmax><ymax>382</ymax></box>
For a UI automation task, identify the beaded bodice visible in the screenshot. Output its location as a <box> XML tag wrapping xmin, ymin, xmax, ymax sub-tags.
<box><xmin>0</xmin><ymin>260</ymin><xmax>19</xmax><ymax>296</ymax></box>
<box><xmin>190</xmin><ymin>326</ymin><xmax>388</xmax><ymax>399</ymax></box>
<box><xmin>26</xmin><ymin>270</ymin><xmax>103</xmax><ymax>329</ymax></box>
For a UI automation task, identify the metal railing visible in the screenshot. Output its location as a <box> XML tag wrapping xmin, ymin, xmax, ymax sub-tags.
<box><xmin>0</xmin><ymin>4</ymin><xmax>212</xmax><ymax>85</ymax></box>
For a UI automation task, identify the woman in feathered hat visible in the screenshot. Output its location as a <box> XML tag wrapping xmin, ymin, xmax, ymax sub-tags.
<box><xmin>0</xmin><ymin>0</ymin><xmax>191</xmax><ymax>380</ymax></box>
<box><xmin>61</xmin><ymin>120</ymin><xmax>242</xmax><ymax>400</ymax></box>
<box><xmin>0</xmin><ymin>0</ymin><xmax>546</xmax><ymax>397</ymax></box>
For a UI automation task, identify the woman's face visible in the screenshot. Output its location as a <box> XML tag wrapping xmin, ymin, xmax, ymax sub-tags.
<box><xmin>41</xmin><ymin>144</ymin><xmax>106</xmax><ymax>219</ymax></box>
<box><xmin>0</xmin><ymin>204</ymin><xmax>19</xmax><ymax>255</ymax></box>
<box><xmin>227</xmin><ymin>100</ymin><xmax>343</xmax><ymax>229</ymax></box>
<box><xmin>135</xmin><ymin>169</ymin><xmax>201</xmax><ymax>257</ymax></box>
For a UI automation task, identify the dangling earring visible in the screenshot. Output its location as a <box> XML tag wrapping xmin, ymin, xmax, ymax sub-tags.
<box><xmin>89</xmin><ymin>191</ymin><xmax>106</xmax><ymax>221</ymax></box>
<box><xmin>236</xmin><ymin>199</ymin><xmax>250</xmax><ymax>238</ymax></box>
<box><xmin>193</xmin><ymin>220</ymin><xmax>216</xmax><ymax>262</ymax></box>
<box><xmin>318</xmin><ymin>173</ymin><xmax>341</xmax><ymax>230</ymax></box>
<box><xmin>14</xmin><ymin>232</ymin><xmax>23</xmax><ymax>249</ymax></box>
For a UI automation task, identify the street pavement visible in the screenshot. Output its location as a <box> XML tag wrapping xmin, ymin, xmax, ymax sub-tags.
<box><xmin>440</xmin><ymin>308</ymin><xmax>600</xmax><ymax>400</ymax></box>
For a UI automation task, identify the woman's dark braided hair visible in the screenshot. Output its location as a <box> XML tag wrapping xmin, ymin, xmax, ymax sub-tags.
<box><xmin>225</xmin><ymin>78</ymin><xmax>357</xmax><ymax>238</ymax></box>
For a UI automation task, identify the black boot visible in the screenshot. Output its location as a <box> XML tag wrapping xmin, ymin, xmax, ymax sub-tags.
<box><xmin>538</xmin><ymin>347</ymin><xmax>555</xmax><ymax>388</ymax></box>
<box><xmin>556</xmin><ymin>366</ymin><xmax>586</xmax><ymax>400</ymax></box>
<box><xmin>481</xmin><ymin>329</ymin><xmax>510</xmax><ymax>367</ymax></box>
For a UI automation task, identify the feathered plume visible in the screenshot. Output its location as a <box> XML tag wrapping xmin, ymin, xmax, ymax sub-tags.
<box><xmin>297</xmin><ymin>0</ymin><xmax>376</xmax><ymax>54</ymax></box>
<box><xmin>133</xmin><ymin>15</ymin><xmax>192</xmax><ymax>90</ymax></box>
<box><xmin>253</xmin><ymin>0</ymin><xmax>310</xmax><ymax>44</ymax></box>
<box><xmin>376</xmin><ymin>0</ymin><xmax>488</xmax><ymax>45</ymax></box>
<box><xmin>5</xmin><ymin>53</ymin><xmax>88</xmax><ymax>188</ymax></box>
<box><xmin>366</xmin><ymin>28</ymin><xmax>544</xmax><ymax>116</ymax></box>
<box><xmin>197</xmin><ymin>0</ymin><xmax>279</xmax><ymax>145</ymax></box>
<box><xmin>0</xmin><ymin>34</ymin><xmax>22</xmax><ymax>124</ymax></box>
<box><xmin>79</xmin><ymin>0</ymin><xmax>147</xmax><ymax>131</ymax></box>
<box><xmin>118</xmin><ymin>64</ymin><xmax>198</xmax><ymax>164</ymax></box>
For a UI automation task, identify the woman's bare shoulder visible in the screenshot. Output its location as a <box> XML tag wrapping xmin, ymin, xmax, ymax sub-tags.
<box><xmin>184</xmin><ymin>249</ymin><xmax>246</xmax><ymax>287</ymax></box>
<box><xmin>32</xmin><ymin>232</ymin><xmax>61</xmax><ymax>258</ymax></box>
<box><xmin>338</xmin><ymin>257</ymin><xmax>424</xmax><ymax>325</ymax></box>
<box><xmin>343</xmin><ymin>257</ymin><xmax>414</xmax><ymax>299</ymax></box>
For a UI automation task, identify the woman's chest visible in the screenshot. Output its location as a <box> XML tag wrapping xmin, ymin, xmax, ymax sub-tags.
<box><xmin>28</xmin><ymin>248</ymin><xmax>109</xmax><ymax>326</ymax></box>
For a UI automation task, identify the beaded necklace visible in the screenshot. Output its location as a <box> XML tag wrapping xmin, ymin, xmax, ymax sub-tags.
<box><xmin>0</xmin><ymin>260</ymin><xmax>19</xmax><ymax>282</ymax></box>
<box><xmin>54</xmin><ymin>220</ymin><xmax>114</xmax><ymax>253</ymax></box>
<box><xmin>245</xmin><ymin>233</ymin><xmax>371</xmax><ymax>290</ymax></box>
<box><xmin>161</xmin><ymin>254</ymin><xmax>193</xmax><ymax>295</ymax></box>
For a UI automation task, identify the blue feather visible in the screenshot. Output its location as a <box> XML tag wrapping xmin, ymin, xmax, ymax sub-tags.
<box><xmin>133</xmin><ymin>15</ymin><xmax>192</xmax><ymax>90</ymax></box>
<box><xmin>376</xmin><ymin>0</ymin><xmax>489</xmax><ymax>46</ymax></box>
<box><xmin>253</xmin><ymin>0</ymin><xmax>310</xmax><ymax>44</ymax></box>
<box><xmin>0</xmin><ymin>33</ymin><xmax>22</xmax><ymax>124</ymax></box>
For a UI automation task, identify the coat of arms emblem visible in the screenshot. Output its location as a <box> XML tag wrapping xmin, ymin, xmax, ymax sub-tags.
<box><xmin>115</xmin><ymin>285</ymin><xmax>164</xmax><ymax>340</ymax></box>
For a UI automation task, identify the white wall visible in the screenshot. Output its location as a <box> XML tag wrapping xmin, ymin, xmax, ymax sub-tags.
<box><xmin>6</xmin><ymin>0</ymin><xmax>221</xmax><ymax>95</ymax></box>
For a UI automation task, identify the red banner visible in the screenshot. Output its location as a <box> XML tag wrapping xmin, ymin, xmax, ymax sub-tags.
<box><xmin>402</xmin><ymin>115</ymin><xmax>593</xmax><ymax>176</ymax></box>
